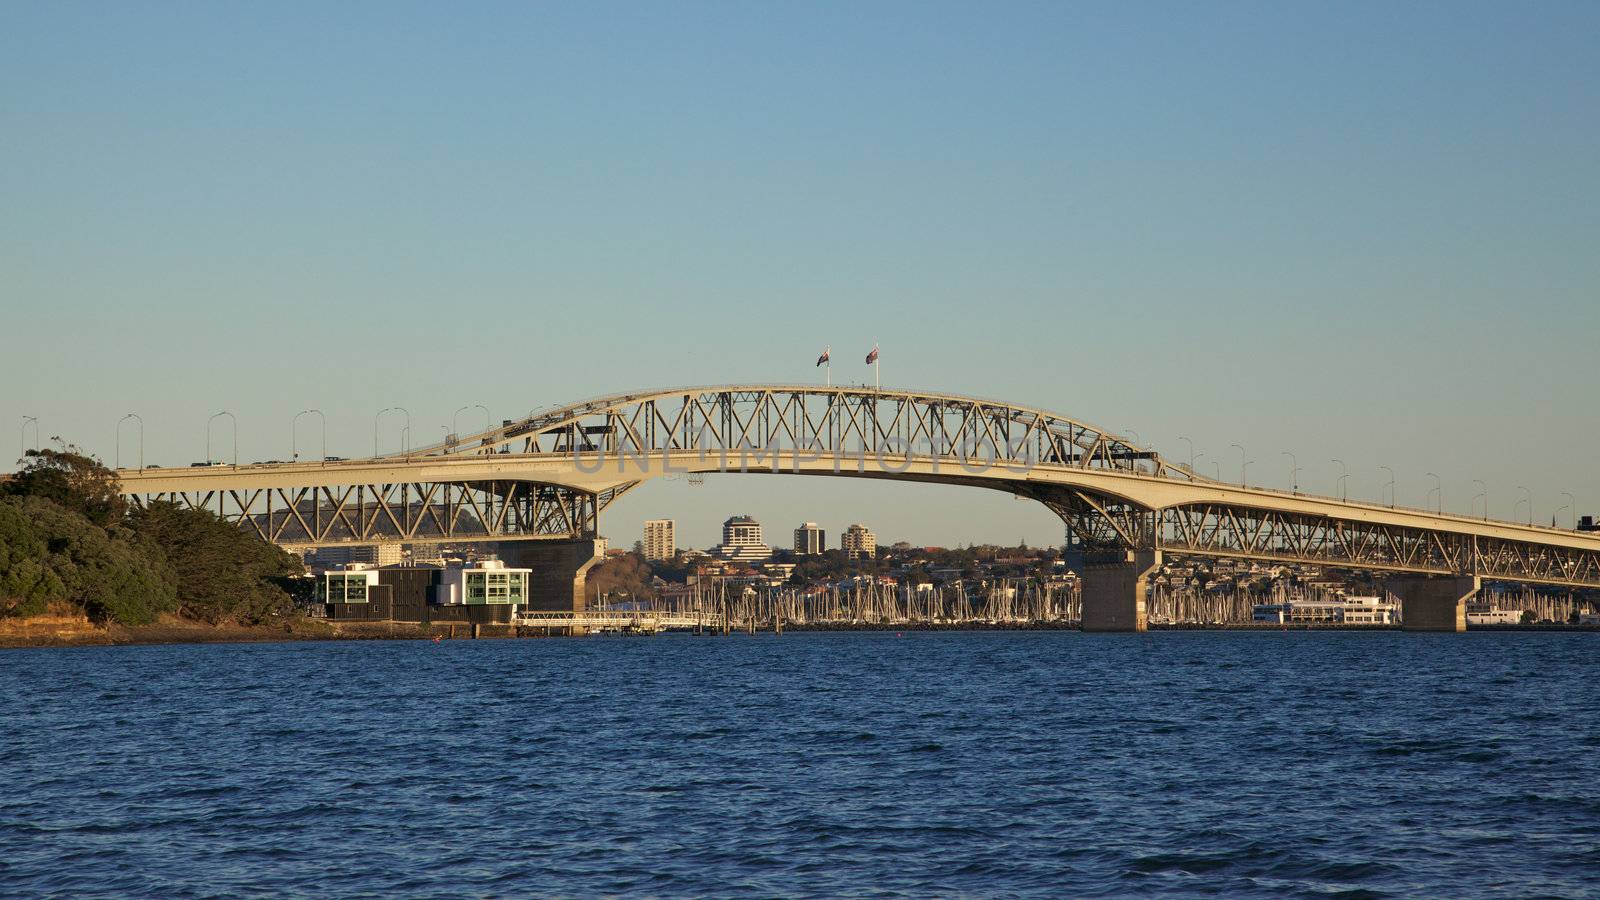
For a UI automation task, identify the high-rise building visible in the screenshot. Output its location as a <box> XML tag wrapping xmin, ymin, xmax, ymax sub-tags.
<box><xmin>643</xmin><ymin>519</ymin><xmax>676</xmax><ymax>560</ymax></box>
<box><xmin>715</xmin><ymin>515</ymin><xmax>771</xmax><ymax>562</ymax></box>
<box><xmin>842</xmin><ymin>523</ymin><xmax>876</xmax><ymax>559</ymax></box>
<box><xmin>794</xmin><ymin>522</ymin><xmax>826</xmax><ymax>555</ymax></box>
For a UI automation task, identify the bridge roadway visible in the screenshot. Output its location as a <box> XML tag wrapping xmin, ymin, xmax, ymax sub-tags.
<box><xmin>113</xmin><ymin>384</ymin><xmax>1600</xmax><ymax>633</ymax></box>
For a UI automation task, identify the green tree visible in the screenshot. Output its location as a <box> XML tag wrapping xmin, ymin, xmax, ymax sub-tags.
<box><xmin>128</xmin><ymin>501</ymin><xmax>301</xmax><ymax>624</ymax></box>
<box><xmin>0</xmin><ymin>499</ymin><xmax>67</xmax><ymax>618</ymax></box>
<box><xmin>18</xmin><ymin>496</ymin><xmax>176</xmax><ymax>625</ymax></box>
<box><xmin>4</xmin><ymin>446</ymin><xmax>126</xmax><ymax>527</ymax></box>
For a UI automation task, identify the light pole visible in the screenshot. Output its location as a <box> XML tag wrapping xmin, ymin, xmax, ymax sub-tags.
<box><xmin>1193</xmin><ymin>451</ymin><xmax>1208</xmax><ymax>481</ymax></box>
<box><xmin>1516</xmin><ymin>486</ymin><xmax>1532</xmax><ymax>525</ymax></box>
<box><xmin>454</xmin><ymin>404</ymin><xmax>491</xmax><ymax>441</ymax></box>
<box><xmin>1472</xmin><ymin>480</ymin><xmax>1488</xmax><ymax>520</ymax></box>
<box><xmin>1379</xmin><ymin>466</ymin><xmax>1395</xmax><ymax>508</ymax></box>
<box><xmin>374</xmin><ymin>407</ymin><xmax>411</xmax><ymax>456</ymax></box>
<box><xmin>117</xmin><ymin>413</ymin><xmax>143</xmax><ymax>469</ymax></box>
<box><xmin>1426</xmin><ymin>472</ymin><xmax>1442</xmax><ymax>514</ymax></box>
<box><xmin>1281</xmin><ymin>450</ymin><xmax>1300</xmax><ymax>494</ymax></box>
<box><xmin>1560</xmin><ymin>492</ymin><xmax>1576</xmax><ymax>530</ymax></box>
<box><xmin>1178</xmin><ymin>435</ymin><xmax>1195</xmax><ymax>470</ymax></box>
<box><xmin>1123</xmin><ymin>428</ymin><xmax>1141</xmax><ymax>447</ymax></box>
<box><xmin>292</xmin><ymin>409</ymin><xmax>325</xmax><ymax>463</ymax></box>
<box><xmin>1230</xmin><ymin>443</ymin><xmax>1249</xmax><ymax>487</ymax></box>
<box><xmin>20</xmin><ymin>415</ymin><xmax>38</xmax><ymax>460</ymax></box>
<box><xmin>1331</xmin><ymin>458</ymin><xmax>1349</xmax><ymax>501</ymax></box>
<box><xmin>1210</xmin><ymin>460</ymin><xmax>1221</xmax><ymax>482</ymax></box>
<box><xmin>207</xmin><ymin>411</ymin><xmax>237</xmax><ymax>467</ymax></box>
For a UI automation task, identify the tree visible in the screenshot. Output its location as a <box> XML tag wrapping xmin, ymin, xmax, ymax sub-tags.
<box><xmin>4</xmin><ymin>447</ymin><xmax>126</xmax><ymax>527</ymax></box>
<box><xmin>0</xmin><ymin>499</ymin><xmax>66</xmax><ymax>618</ymax></box>
<box><xmin>128</xmin><ymin>501</ymin><xmax>300</xmax><ymax>624</ymax></box>
<box><xmin>15</xmin><ymin>496</ymin><xmax>175</xmax><ymax>625</ymax></box>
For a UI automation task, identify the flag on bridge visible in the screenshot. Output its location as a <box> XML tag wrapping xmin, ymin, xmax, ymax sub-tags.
<box><xmin>865</xmin><ymin>344</ymin><xmax>879</xmax><ymax>365</ymax></box>
<box><xmin>816</xmin><ymin>346</ymin><xmax>830</xmax><ymax>367</ymax></box>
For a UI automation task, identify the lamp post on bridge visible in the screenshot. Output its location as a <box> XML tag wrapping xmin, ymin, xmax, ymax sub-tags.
<box><xmin>292</xmin><ymin>409</ymin><xmax>325</xmax><ymax>463</ymax></box>
<box><xmin>1230</xmin><ymin>443</ymin><xmax>1250</xmax><ymax>487</ymax></box>
<box><xmin>1178</xmin><ymin>436</ymin><xmax>1195</xmax><ymax>470</ymax></box>
<box><xmin>1516</xmin><ymin>485</ymin><xmax>1532</xmax><ymax>526</ymax></box>
<box><xmin>1379</xmin><ymin>466</ymin><xmax>1396</xmax><ymax>509</ymax></box>
<box><xmin>1560</xmin><ymin>492</ymin><xmax>1576</xmax><ymax>530</ymax></box>
<box><xmin>19</xmin><ymin>416</ymin><xmax>39</xmax><ymax>461</ymax></box>
<box><xmin>454</xmin><ymin>405</ymin><xmax>491</xmax><ymax>444</ymax></box>
<box><xmin>1281</xmin><ymin>450</ymin><xmax>1300</xmax><ymax>494</ymax></box>
<box><xmin>1472</xmin><ymin>480</ymin><xmax>1488</xmax><ymax>521</ymax></box>
<box><xmin>1426</xmin><ymin>472</ymin><xmax>1442</xmax><ymax>514</ymax></box>
<box><xmin>1193</xmin><ymin>451</ymin><xmax>1208</xmax><ymax>481</ymax></box>
<box><xmin>116</xmin><ymin>413</ymin><xmax>143</xmax><ymax>470</ymax></box>
<box><xmin>374</xmin><ymin>407</ymin><xmax>410</xmax><ymax>457</ymax></box>
<box><xmin>207</xmin><ymin>411</ymin><xmax>237</xmax><ymax>467</ymax></box>
<box><xmin>1331</xmin><ymin>458</ymin><xmax>1349</xmax><ymax>501</ymax></box>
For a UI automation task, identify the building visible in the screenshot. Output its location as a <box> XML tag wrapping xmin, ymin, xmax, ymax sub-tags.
<box><xmin>322</xmin><ymin>558</ymin><xmax>531</xmax><ymax>623</ymax></box>
<box><xmin>311</xmin><ymin>542</ymin><xmax>403</xmax><ymax>570</ymax></box>
<box><xmin>643</xmin><ymin>519</ymin><xmax>676</xmax><ymax>561</ymax></box>
<box><xmin>714</xmin><ymin>515</ymin><xmax>771</xmax><ymax>562</ymax></box>
<box><xmin>1251</xmin><ymin>595</ymin><xmax>1397</xmax><ymax>625</ymax></box>
<box><xmin>842</xmin><ymin>523</ymin><xmax>876</xmax><ymax>559</ymax></box>
<box><xmin>794</xmin><ymin>522</ymin><xmax>826</xmax><ymax>555</ymax></box>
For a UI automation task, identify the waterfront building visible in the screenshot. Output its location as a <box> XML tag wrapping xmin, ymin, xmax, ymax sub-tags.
<box><xmin>842</xmin><ymin>523</ymin><xmax>876</xmax><ymax>559</ymax></box>
<box><xmin>794</xmin><ymin>522</ymin><xmax>826</xmax><ymax>555</ymax></box>
<box><xmin>643</xmin><ymin>519</ymin><xmax>676</xmax><ymax>560</ymax></box>
<box><xmin>1251</xmin><ymin>595</ymin><xmax>1397</xmax><ymax>625</ymax></box>
<box><xmin>714</xmin><ymin>515</ymin><xmax>771</xmax><ymax>562</ymax></box>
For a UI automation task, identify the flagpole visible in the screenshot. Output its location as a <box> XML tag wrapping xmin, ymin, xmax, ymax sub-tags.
<box><xmin>873</xmin><ymin>339</ymin><xmax>879</xmax><ymax>391</ymax></box>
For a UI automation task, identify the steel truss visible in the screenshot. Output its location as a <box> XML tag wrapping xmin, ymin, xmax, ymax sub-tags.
<box><xmin>1157</xmin><ymin>503</ymin><xmax>1600</xmax><ymax>587</ymax></box>
<box><xmin>128</xmin><ymin>481</ymin><xmax>635</xmax><ymax>547</ymax></box>
<box><xmin>423</xmin><ymin>386</ymin><xmax>1186</xmax><ymax>479</ymax></box>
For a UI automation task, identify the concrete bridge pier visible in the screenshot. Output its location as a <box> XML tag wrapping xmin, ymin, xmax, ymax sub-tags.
<box><xmin>1388</xmin><ymin>574</ymin><xmax>1479</xmax><ymax>632</ymax></box>
<box><xmin>1077</xmin><ymin>550</ymin><xmax>1161</xmax><ymax>633</ymax></box>
<box><xmin>496</xmin><ymin>538</ymin><xmax>604</xmax><ymax>613</ymax></box>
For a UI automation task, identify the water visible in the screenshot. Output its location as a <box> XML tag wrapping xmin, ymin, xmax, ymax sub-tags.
<box><xmin>1</xmin><ymin>632</ymin><xmax>1597</xmax><ymax>897</ymax></box>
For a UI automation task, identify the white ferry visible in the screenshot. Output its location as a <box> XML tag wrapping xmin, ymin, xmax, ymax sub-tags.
<box><xmin>1465</xmin><ymin>602</ymin><xmax>1523</xmax><ymax>626</ymax></box>
<box><xmin>1252</xmin><ymin>595</ymin><xmax>1397</xmax><ymax>625</ymax></box>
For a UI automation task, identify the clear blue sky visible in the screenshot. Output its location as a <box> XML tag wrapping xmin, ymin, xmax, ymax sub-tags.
<box><xmin>3</xmin><ymin>1</ymin><xmax>1597</xmax><ymax>549</ymax></box>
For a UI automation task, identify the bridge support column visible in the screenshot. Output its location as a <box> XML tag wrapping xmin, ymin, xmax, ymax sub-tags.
<box><xmin>1388</xmin><ymin>574</ymin><xmax>1479</xmax><ymax>632</ymax></box>
<box><xmin>1077</xmin><ymin>550</ymin><xmax>1160</xmax><ymax>633</ymax></box>
<box><xmin>496</xmin><ymin>539</ymin><xmax>604</xmax><ymax>613</ymax></box>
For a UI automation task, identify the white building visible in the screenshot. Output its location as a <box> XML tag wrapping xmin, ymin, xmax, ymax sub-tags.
<box><xmin>643</xmin><ymin>519</ymin><xmax>676</xmax><ymax>561</ymax></box>
<box><xmin>842</xmin><ymin>523</ymin><xmax>876</xmax><ymax>560</ymax></box>
<box><xmin>715</xmin><ymin>515</ymin><xmax>771</xmax><ymax>562</ymax></box>
<box><xmin>435</xmin><ymin>558</ymin><xmax>532</xmax><ymax>606</ymax></box>
<box><xmin>794</xmin><ymin>522</ymin><xmax>826</xmax><ymax>555</ymax></box>
<box><xmin>1252</xmin><ymin>595</ymin><xmax>1397</xmax><ymax>625</ymax></box>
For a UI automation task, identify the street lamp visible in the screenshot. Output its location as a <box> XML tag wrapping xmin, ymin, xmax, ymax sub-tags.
<box><xmin>1516</xmin><ymin>485</ymin><xmax>1532</xmax><ymax>526</ymax></box>
<box><xmin>1379</xmin><ymin>466</ymin><xmax>1396</xmax><ymax>508</ymax></box>
<box><xmin>1178</xmin><ymin>435</ymin><xmax>1195</xmax><ymax>470</ymax></box>
<box><xmin>1426</xmin><ymin>472</ymin><xmax>1442</xmax><ymax>513</ymax></box>
<box><xmin>1210</xmin><ymin>460</ymin><xmax>1221</xmax><ymax>482</ymax></box>
<box><xmin>292</xmin><ymin>409</ymin><xmax>325</xmax><ymax>463</ymax></box>
<box><xmin>19</xmin><ymin>415</ymin><xmax>38</xmax><ymax>460</ymax></box>
<box><xmin>455</xmin><ymin>405</ymin><xmax>493</xmax><ymax>442</ymax></box>
<box><xmin>1123</xmin><ymin>428</ymin><xmax>1141</xmax><ymax>447</ymax></box>
<box><xmin>117</xmin><ymin>413</ymin><xmax>143</xmax><ymax>469</ymax></box>
<box><xmin>1281</xmin><ymin>450</ymin><xmax>1300</xmax><ymax>494</ymax></box>
<box><xmin>1560</xmin><ymin>492</ymin><xmax>1576</xmax><ymax>530</ymax></box>
<box><xmin>1230</xmin><ymin>443</ymin><xmax>1249</xmax><ymax>487</ymax></box>
<box><xmin>374</xmin><ymin>407</ymin><xmax>411</xmax><ymax>457</ymax></box>
<box><xmin>1472</xmin><ymin>480</ymin><xmax>1488</xmax><ymax>520</ymax></box>
<box><xmin>1331</xmin><ymin>458</ymin><xmax>1349</xmax><ymax>501</ymax></box>
<box><xmin>207</xmin><ymin>411</ymin><xmax>237</xmax><ymax>467</ymax></box>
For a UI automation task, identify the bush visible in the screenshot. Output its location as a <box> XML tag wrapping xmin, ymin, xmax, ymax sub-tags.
<box><xmin>17</xmin><ymin>497</ymin><xmax>176</xmax><ymax>625</ymax></box>
<box><xmin>0</xmin><ymin>499</ymin><xmax>67</xmax><ymax>617</ymax></box>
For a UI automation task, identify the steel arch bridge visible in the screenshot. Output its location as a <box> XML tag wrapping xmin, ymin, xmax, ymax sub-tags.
<box><xmin>116</xmin><ymin>384</ymin><xmax>1600</xmax><ymax>594</ymax></box>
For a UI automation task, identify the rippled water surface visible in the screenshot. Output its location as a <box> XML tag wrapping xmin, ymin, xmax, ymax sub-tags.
<box><xmin>2</xmin><ymin>632</ymin><xmax>1598</xmax><ymax>896</ymax></box>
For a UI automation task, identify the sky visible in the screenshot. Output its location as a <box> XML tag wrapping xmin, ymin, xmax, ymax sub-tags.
<box><xmin>3</xmin><ymin>1</ymin><xmax>1597</xmax><ymax>550</ymax></box>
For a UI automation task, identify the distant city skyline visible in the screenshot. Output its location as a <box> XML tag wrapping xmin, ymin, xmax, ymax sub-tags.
<box><xmin>4</xmin><ymin>3</ymin><xmax>1598</xmax><ymax>547</ymax></box>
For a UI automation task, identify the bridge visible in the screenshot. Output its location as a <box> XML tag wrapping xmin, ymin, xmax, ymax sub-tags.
<box><xmin>114</xmin><ymin>384</ymin><xmax>1600</xmax><ymax>632</ymax></box>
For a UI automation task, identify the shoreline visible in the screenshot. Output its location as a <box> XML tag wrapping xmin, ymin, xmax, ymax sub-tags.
<box><xmin>3</xmin><ymin>616</ymin><xmax>1597</xmax><ymax>649</ymax></box>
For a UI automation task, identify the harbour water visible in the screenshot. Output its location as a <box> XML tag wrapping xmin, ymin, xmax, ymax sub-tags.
<box><xmin>2</xmin><ymin>632</ymin><xmax>1597</xmax><ymax>896</ymax></box>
